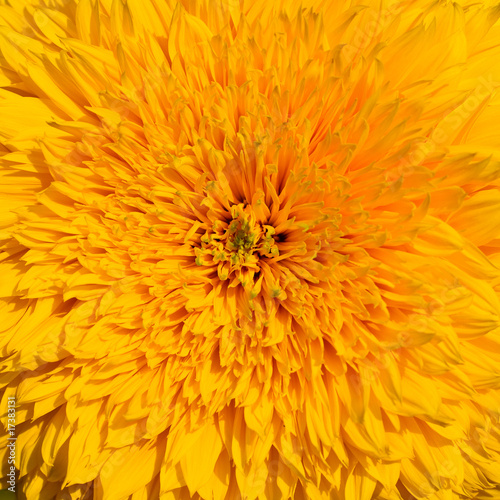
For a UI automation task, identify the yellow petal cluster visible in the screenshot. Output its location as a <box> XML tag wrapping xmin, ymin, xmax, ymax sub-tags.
<box><xmin>1</xmin><ymin>0</ymin><xmax>500</xmax><ymax>499</ymax></box>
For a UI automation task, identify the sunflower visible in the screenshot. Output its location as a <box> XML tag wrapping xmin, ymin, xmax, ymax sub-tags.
<box><xmin>1</xmin><ymin>0</ymin><xmax>500</xmax><ymax>499</ymax></box>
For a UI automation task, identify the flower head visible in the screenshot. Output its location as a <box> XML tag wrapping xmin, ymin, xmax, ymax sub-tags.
<box><xmin>1</xmin><ymin>0</ymin><xmax>500</xmax><ymax>499</ymax></box>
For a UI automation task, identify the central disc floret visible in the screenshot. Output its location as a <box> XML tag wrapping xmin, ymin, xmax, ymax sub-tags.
<box><xmin>226</xmin><ymin>207</ymin><xmax>258</xmax><ymax>260</ymax></box>
<box><xmin>196</xmin><ymin>203</ymin><xmax>279</xmax><ymax>285</ymax></box>
<box><xmin>226</xmin><ymin>204</ymin><xmax>278</xmax><ymax>264</ymax></box>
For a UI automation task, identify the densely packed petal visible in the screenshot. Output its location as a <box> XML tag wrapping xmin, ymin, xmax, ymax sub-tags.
<box><xmin>1</xmin><ymin>0</ymin><xmax>500</xmax><ymax>499</ymax></box>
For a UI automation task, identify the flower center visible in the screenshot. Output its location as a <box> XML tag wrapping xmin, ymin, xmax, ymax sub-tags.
<box><xmin>227</xmin><ymin>211</ymin><xmax>256</xmax><ymax>257</ymax></box>
<box><xmin>195</xmin><ymin>203</ymin><xmax>279</xmax><ymax>284</ymax></box>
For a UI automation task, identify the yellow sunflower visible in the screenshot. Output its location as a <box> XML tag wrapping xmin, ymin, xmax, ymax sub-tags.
<box><xmin>1</xmin><ymin>0</ymin><xmax>500</xmax><ymax>499</ymax></box>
